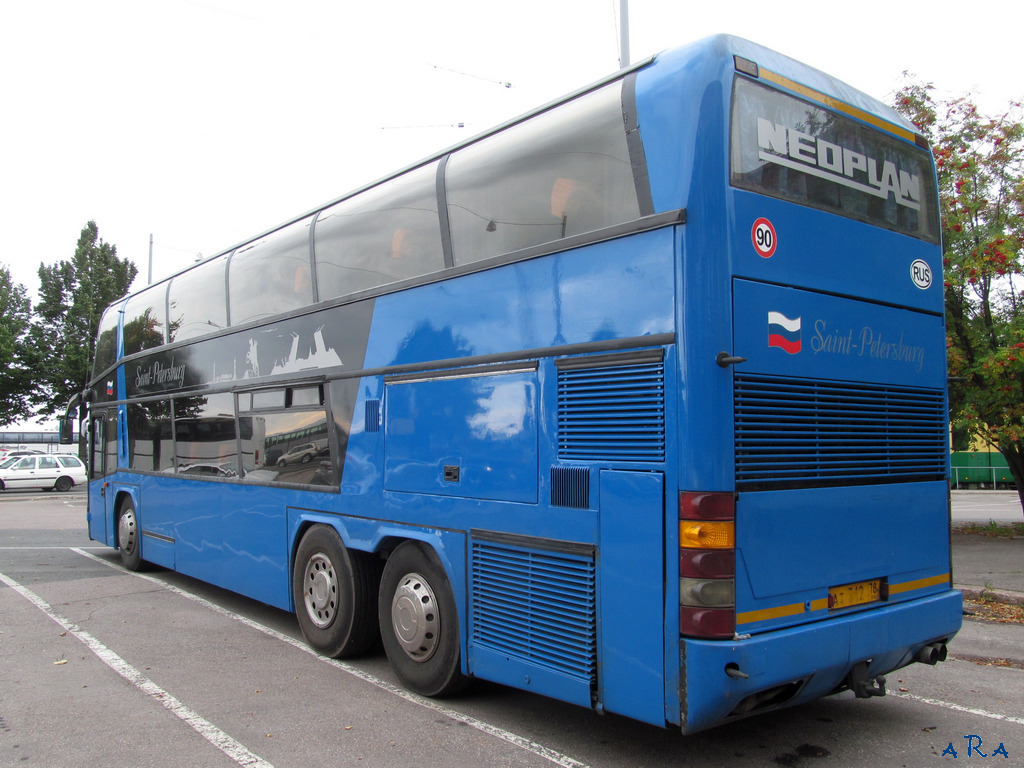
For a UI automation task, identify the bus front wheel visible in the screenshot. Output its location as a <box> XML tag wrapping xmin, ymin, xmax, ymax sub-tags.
<box><xmin>379</xmin><ymin>541</ymin><xmax>469</xmax><ymax>697</ymax></box>
<box><xmin>117</xmin><ymin>499</ymin><xmax>143</xmax><ymax>571</ymax></box>
<box><xmin>293</xmin><ymin>525</ymin><xmax>380</xmax><ymax>658</ymax></box>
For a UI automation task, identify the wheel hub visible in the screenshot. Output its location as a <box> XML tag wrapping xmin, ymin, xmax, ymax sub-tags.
<box><xmin>118</xmin><ymin>509</ymin><xmax>137</xmax><ymax>555</ymax></box>
<box><xmin>303</xmin><ymin>553</ymin><xmax>337</xmax><ymax>629</ymax></box>
<box><xmin>391</xmin><ymin>572</ymin><xmax>439</xmax><ymax>662</ymax></box>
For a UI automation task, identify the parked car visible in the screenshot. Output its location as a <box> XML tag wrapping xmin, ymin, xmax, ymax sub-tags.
<box><xmin>276</xmin><ymin>442</ymin><xmax>321</xmax><ymax>466</ymax></box>
<box><xmin>0</xmin><ymin>449</ymin><xmax>44</xmax><ymax>461</ymax></box>
<box><xmin>0</xmin><ymin>454</ymin><xmax>86</xmax><ymax>492</ymax></box>
<box><xmin>178</xmin><ymin>463</ymin><xmax>239</xmax><ymax>479</ymax></box>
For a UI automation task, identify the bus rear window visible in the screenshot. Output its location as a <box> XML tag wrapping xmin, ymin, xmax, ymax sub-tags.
<box><xmin>730</xmin><ymin>78</ymin><xmax>939</xmax><ymax>242</ymax></box>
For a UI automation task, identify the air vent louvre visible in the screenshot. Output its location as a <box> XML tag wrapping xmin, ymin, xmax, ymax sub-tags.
<box><xmin>556</xmin><ymin>356</ymin><xmax>665</xmax><ymax>461</ymax></box>
<box><xmin>735</xmin><ymin>374</ymin><xmax>947</xmax><ymax>490</ymax></box>
<box><xmin>365</xmin><ymin>399</ymin><xmax>381</xmax><ymax>432</ymax></box>
<box><xmin>551</xmin><ymin>466</ymin><xmax>590</xmax><ymax>508</ymax></box>
<box><xmin>471</xmin><ymin>540</ymin><xmax>596</xmax><ymax>683</ymax></box>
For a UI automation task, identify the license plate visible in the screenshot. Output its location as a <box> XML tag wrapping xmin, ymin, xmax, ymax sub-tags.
<box><xmin>828</xmin><ymin>579</ymin><xmax>882</xmax><ymax>611</ymax></box>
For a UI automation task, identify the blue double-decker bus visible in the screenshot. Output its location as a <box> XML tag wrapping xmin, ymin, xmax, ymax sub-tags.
<box><xmin>63</xmin><ymin>35</ymin><xmax>960</xmax><ymax>733</ymax></box>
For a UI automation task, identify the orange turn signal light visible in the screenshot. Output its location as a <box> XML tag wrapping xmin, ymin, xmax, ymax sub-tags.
<box><xmin>679</xmin><ymin>520</ymin><xmax>735</xmax><ymax>549</ymax></box>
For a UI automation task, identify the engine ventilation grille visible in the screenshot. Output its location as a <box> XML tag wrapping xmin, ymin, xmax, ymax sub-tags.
<box><xmin>735</xmin><ymin>374</ymin><xmax>947</xmax><ymax>490</ymax></box>
<box><xmin>470</xmin><ymin>534</ymin><xmax>596</xmax><ymax>685</ymax></box>
<box><xmin>556</xmin><ymin>349</ymin><xmax>665</xmax><ymax>461</ymax></box>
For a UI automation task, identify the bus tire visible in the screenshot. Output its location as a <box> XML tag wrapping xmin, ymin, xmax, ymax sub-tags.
<box><xmin>117</xmin><ymin>498</ymin><xmax>143</xmax><ymax>571</ymax></box>
<box><xmin>293</xmin><ymin>525</ymin><xmax>380</xmax><ymax>658</ymax></box>
<box><xmin>378</xmin><ymin>541</ymin><xmax>469</xmax><ymax>697</ymax></box>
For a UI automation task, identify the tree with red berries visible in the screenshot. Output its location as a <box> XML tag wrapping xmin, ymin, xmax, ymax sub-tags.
<box><xmin>894</xmin><ymin>80</ymin><xmax>1024</xmax><ymax>516</ymax></box>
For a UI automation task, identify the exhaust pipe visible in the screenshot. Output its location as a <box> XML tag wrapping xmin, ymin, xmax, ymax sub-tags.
<box><xmin>915</xmin><ymin>642</ymin><xmax>948</xmax><ymax>665</ymax></box>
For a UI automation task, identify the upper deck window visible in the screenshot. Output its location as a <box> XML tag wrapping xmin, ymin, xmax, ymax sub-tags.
<box><xmin>229</xmin><ymin>217</ymin><xmax>315</xmax><ymax>326</ymax></box>
<box><xmin>314</xmin><ymin>163</ymin><xmax>444</xmax><ymax>300</ymax></box>
<box><xmin>731</xmin><ymin>78</ymin><xmax>939</xmax><ymax>242</ymax></box>
<box><xmin>445</xmin><ymin>81</ymin><xmax>641</xmax><ymax>264</ymax></box>
<box><xmin>168</xmin><ymin>257</ymin><xmax>228</xmax><ymax>343</ymax></box>
<box><xmin>93</xmin><ymin>304</ymin><xmax>121</xmax><ymax>377</ymax></box>
<box><xmin>122</xmin><ymin>285</ymin><xmax>168</xmax><ymax>356</ymax></box>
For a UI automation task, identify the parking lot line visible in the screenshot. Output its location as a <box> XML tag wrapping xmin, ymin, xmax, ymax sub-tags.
<box><xmin>0</xmin><ymin>568</ymin><xmax>275</xmax><ymax>768</ymax></box>
<box><xmin>72</xmin><ymin>547</ymin><xmax>591</xmax><ymax>768</ymax></box>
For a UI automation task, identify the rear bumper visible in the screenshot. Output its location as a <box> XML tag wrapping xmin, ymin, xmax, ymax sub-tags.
<box><xmin>679</xmin><ymin>588</ymin><xmax>962</xmax><ymax>733</ymax></box>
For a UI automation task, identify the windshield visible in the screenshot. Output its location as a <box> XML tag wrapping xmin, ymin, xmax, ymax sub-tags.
<box><xmin>731</xmin><ymin>77</ymin><xmax>939</xmax><ymax>242</ymax></box>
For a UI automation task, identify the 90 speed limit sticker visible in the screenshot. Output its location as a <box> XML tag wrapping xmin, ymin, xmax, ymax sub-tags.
<box><xmin>752</xmin><ymin>217</ymin><xmax>777</xmax><ymax>258</ymax></box>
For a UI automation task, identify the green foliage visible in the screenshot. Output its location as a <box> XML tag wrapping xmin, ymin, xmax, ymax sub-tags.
<box><xmin>955</xmin><ymin>521</ymin><xmax>1024</xmax><ymax>539</ymax></box>
<box><xmin>28</xmin><ymin>221</ymin><xmax>137</xmax><ymax>418</ymax></box>
<box><xmin>0</xmin><ymin>265</ymin><xmax>34</xmax><ymax>425</ymax></box>
<box><xmin>895</xmin><ymin>79</ymin><xmax>1024</xmax><ymax>514</ymax></box>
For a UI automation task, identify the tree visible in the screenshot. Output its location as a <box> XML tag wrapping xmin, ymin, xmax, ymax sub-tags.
<box><xmin>28</xmin><ymin>222</ymin><xmax>137</xmax><ymax>419</ymax></box>
<box><xmin>0</xmin><ymin>265</ymin><xmax>34</xmax><ymax>425</ymax></box>
<box><xmin>894</xmin><ymin>81</ymin><xmax>1024</xmax><ymax>516</ymax></box>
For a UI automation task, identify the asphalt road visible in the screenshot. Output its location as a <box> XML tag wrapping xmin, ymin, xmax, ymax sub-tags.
<box><xmin>1</xmin><ymin>490</ymin><xmax>1022</xmax><ymax>767</ymax></box>
<box><xmin>950</xmin><ymin>490</ymin><xmax>1023</xmax><ymax>524</ymax></box>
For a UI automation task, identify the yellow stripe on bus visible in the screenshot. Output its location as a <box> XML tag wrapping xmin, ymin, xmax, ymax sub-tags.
<box><xmin>736</xmin><ymin>602</ymin><xmax>804</xmax><ymax>625</ymax></box>
<box><xmin>889</xmin><ymin>573</ymin><xmax>951</xmax><ymax>595</ymax></box>
<box><xmin>736</xmin><ymin>597</ymin><xmax>829</xmax><ymax>625</ymax></box>
<box><xmin>759</xmin><ymin>68</ymin><xmax>918</xmax><ymax>144</ymax></box>
<box><xmin>737</xmin><ymin>576</ymin><xmax>949</xmax><ymax>626</ymax></box>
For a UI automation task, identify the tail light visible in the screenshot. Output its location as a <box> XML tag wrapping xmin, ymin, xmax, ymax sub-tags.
<box><xmin>679</xmin><ymin>491</ymin><xmax>735</xmax><ymax>638</ymax></box>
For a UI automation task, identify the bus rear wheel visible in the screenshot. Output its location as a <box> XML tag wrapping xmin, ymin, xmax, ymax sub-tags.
<box><xmin>293</xmin><ymin>525</ymin><xmax>380</xmax><ymax>658</ymax></box>
<box><xmin>117</xmin><ymin>499</ymin><xmax>143</xmax><ymax>571</ymax></box>
<box><xmin>379</xmin><ymin>541</ymin><xmax>468</xmax><ymax>697</ymax></box>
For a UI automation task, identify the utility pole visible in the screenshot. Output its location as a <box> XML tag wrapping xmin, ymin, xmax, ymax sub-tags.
<box><xmin>619</xmin><ymin>0</ymin><xmax>630</xmax><ymax>69</ymax></box>
<box><xmin>148</xmin><ymin>234</ymin><xmax>153</xmax><ymax>284</ymax></box>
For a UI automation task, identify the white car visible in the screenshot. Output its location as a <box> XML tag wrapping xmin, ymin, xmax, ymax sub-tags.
<box><xmin>276</xmin><ymin>442</ymin><xmax>321</xmax><ymax>467</ymax></box>
<box><xmin>0</xmin><ymin>454</ymin><xmax>86</xmax><ymax>492</ymax></box>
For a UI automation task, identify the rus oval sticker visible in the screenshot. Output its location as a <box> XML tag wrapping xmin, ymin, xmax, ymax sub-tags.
<box><xmin>910</xmin><ymin>259</ymin><xmax>933</xmax><ymax>290</ymax></box>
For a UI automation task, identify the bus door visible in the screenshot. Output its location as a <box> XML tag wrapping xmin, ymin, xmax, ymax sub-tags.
<box><xmin>87</xmin><ymin>410</ymin><xmax>118</xmax><ymax>546</ymax></box>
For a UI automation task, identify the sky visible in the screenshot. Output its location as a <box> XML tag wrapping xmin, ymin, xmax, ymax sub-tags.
<box><xmin>1</xmin><ymin>1</ymin><xmax>1020</xmax><ymax>323</ymax></box>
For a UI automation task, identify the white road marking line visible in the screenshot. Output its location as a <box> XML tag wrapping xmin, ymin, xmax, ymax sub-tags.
<box><xmin>894</xmin><ymin>691</ymin><xmax>1024</xmax><ymax>726</ymax></box>
<box><xmin>0</xmin><ymin>569</ymin><xmax>274</xmax><ymax>768</ymax></box>
<box><xmin>72</xmin><ymin>547</ymin><xmax>591</xmax><ymax>768</ymax></box>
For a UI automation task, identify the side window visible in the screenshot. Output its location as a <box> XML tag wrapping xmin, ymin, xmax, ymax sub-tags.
<box><xmin>57</xmin><ymin>456</ymin><xmax>84</xmax><ymax>469</ymax></box>
<box><xmin>38</xmin><ymin>456</ymin><xmax>58</xmax><ymax>470</ymax></box>
<box><xmin>122</xmin><ymin>285</ymin><xmax>169</xmax><ymax>356</ymax></box>
<box><xmin>228</xmin><ymin>217</ymin><xmax>314</xmax><ymax>326</ymax></box>
<box><xmin>91</xmin><ymin>416</ymin><xmax>105</xmax><ymax>479</ymax></box>
<box><xmin>445</xmin><ymin>81</ymin><xmax>641</xmax><ymax>264</ymax></box>
<box><xmin>168</xmin><ymin>257</ymin><xmax>228</xmax><ymax>343</ymax></box>
<box><xmin>14</xmin><ymin>457</ymin><xmax>36</xmax><ymax>470</ymax></box>
<box><xmin>93</xmin><ymin>304</ymin><xmax>122</xmax><ymax>379</ymax></box>
<box><xmin>239</xmin><ymin>386</ymin><xmax>333</xmax><ymax>487</ymax></box>
<box><xmin>314</xmin><ymin>162</ymin><xmax>444</xmax><ymax>301</ymax></box>
<box><xmin>173</xmin><ymin>392</ymin><xmax>238</xmax><ymax>478</ymax></box>
<box><xmin>105</xmin><ymin>412</ymin><xmax>118</xmax><ymax>476</ymax></box>
<box><xmin>127</xmin><ymin>402</ymin><xmax>174</xmax><ymax>471</ymax></box>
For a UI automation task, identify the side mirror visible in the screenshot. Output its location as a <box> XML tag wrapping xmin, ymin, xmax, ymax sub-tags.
<box><xmin>58</xmin><ymin>416</ymin><xmax>75</xmax><ymax>445</ymax></box>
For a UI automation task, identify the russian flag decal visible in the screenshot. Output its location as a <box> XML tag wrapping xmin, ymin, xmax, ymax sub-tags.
<box><xmin>767</xmin><ymin>311</ymin><xmax>802</xmax><ymax>354</ymax></box>
<box><xmin>106</xmin><ymin>380</ymin><xmax>114</xmax><ymax>395</ymax></box>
